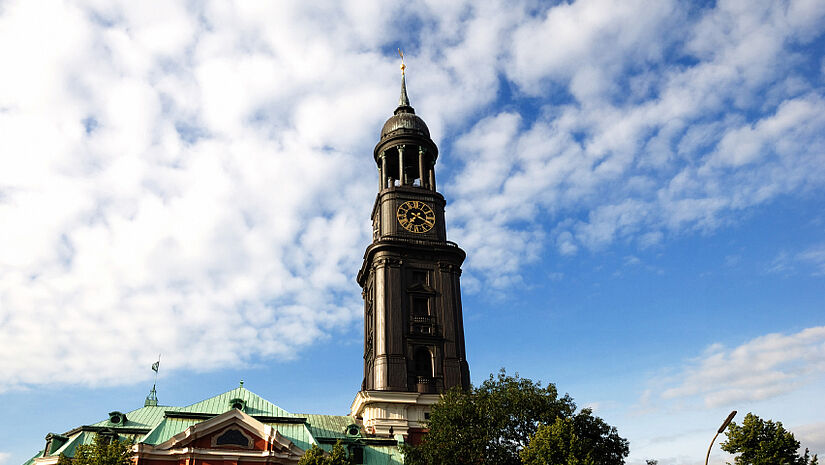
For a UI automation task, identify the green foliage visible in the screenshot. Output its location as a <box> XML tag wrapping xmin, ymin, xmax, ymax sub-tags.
<box><xmin>326</xmin><ymin>441</ymin><xmax>353</xmax><ymax>465</ymax></box>
<box><xmin>721</xmin><ymin>413</ymin><xmax>818</xmax><ymax>465</ymax></box>
<box><xmin>520</xmin><ymin>412</ymin><xmax>629</xmax><ymax>465</ymax></box>
<box><xmin>402</xmin><ymin>370</ymin><xmax>629</xmax><ymax>465</ymax></box>
<box><xmin>520</xmin><ymin>417</ymin><xmax>595</xmax><ymax>465</ymax></box>
<box><xmin>58</xmin><ymin>434</ymin><xmax>133</xmax><ymax>465</ymax></box>
<box><xmin>298</xmin><ymin>441</ymin><xmax>353</xmax><ymax>465</ymax></box>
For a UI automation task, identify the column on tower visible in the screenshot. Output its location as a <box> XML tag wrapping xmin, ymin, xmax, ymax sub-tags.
<box><xmin>373</xmin><ymin>260</ymin><xmax>387</xmax><ymax>389</ymax></box>
<box><xmin>418</xmin><ymin>147</ymin><xmax>426</xmax><ymax>189</ymax></box>
<box><xmin>379</xmin><ymin>151</ymin><xmax>387</xmax><ymax>190</ymax></box>
<box><xmin>378</xmin><ymin>153</ymin><xmax>384</xmax><ymax>191</ymax></box>
<box><xmin>397</xmin><ymin>145</ymin><xmax>405</xmax><ymax>186</ymax></box>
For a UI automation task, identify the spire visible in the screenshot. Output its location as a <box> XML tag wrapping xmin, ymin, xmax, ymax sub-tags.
<box><xmin>399</xmin><ymin>73</ymin><xmax>410</xmax><ymax>108</ymax></box>
<box><xmin>395</xmin><ymin>48</ymin><xmax>414</xmax><ymax>115</ymax></box>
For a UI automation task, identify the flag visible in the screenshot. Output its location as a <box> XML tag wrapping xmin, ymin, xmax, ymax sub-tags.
<box><xmin>152</xmin><ymin>361</ymin><xmax>159</xmax><ymax>372</ymax></box>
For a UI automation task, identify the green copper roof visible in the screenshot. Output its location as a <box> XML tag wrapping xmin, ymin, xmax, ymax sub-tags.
<box><xmin>267</xmin><ymin>422</ymin><xmax>316</xmax><ymax>451</ymax></box>
<box><xmin>30</xmin><ymin>386</ymin><xmax>403</xmax><ymax>465</ymax></box>
<box><xmin>91</xmin><ymin>405</ymin><xmax>176</xmax><ymax>428</ymax></box>
<box><xmin>175</xmin><ymin>386</ymin><xmax>293</xmax><ymax>417</ymax></box>
<box><xmin>140</xmin><ymin>417</ymin><xmax>199</xmax><ymax>445</ymax></box>
<box><xmin>363</xmin><ymin>445</ymin><xmax>405</xmax><ymax>465</ymax></box>
<box><xmin>302</xmin><ymin>413</ymin><xmax>356</xmax><ymax>440</ymax></box>
<box><xmin>21</xmin><ymin>451</ymin><xmax>41</xmax><ymax>465</ymax></box>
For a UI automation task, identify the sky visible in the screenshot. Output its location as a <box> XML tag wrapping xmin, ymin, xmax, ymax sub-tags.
<box><xmin>0</xmin><ymin>0</ymin><xmax>824</xmax><ymax>464</ymax></box>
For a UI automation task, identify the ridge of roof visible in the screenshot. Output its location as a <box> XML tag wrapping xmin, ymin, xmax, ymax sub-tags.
<box><xmin>175</xmin><ymin>386</ymin><xmax>293</xmax><ymax>417</ymax></box>
<box><xmin>90</xmin><ymin>405</ymin><xmax>175</xmax><ymax>428</ymax></box>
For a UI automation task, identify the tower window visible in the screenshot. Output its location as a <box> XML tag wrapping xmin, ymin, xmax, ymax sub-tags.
<box><xmin>413</xmin><ymin>347</ymin><xmax>433</xmax><ymax>377</ymax></box>
<box><xmin>412</xmin><ymin>297</ymin><xmax>429</xmax><ymax>316</ymax></box>
<box><xmin>412</xmin><ymin>270</ymin><xmax>428</xmax><ymax>284</ymax></box>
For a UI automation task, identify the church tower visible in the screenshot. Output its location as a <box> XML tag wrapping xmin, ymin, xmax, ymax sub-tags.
<box><xmin>350</xmin><ymin>63</ymin><xmax>471</xmax><ymax>437</ymax></box>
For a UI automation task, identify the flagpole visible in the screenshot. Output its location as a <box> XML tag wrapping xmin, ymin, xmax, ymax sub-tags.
<box><xmin>146</xmin><ymin>355</ymin><xmax>161</xmax><ymax>407</ymax></box>
<box><xmin>153</xmin><ymin>354</ymin><xmax>160</xmax><ymax>389</ymax></box>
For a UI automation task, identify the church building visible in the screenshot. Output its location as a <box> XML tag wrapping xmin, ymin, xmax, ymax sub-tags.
<box><xmin>25</xmin><ymin>66</ymin><xmax>470</xmax><ymax>465</ymax></box>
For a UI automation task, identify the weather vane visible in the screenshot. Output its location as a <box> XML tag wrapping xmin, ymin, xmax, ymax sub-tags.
<box><xmin>398</xmin><ymin>48</ymin><xmax>405</xmax><ymax>75</ymax></box>
<box><xmin>145</xmin><ymin>354</ymin><xmax>161</xmax><ymax>406</ymax></box>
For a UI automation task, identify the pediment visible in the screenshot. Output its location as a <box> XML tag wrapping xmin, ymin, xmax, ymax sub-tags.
<box><xmin>156</xmin><ymin>409</ymin><xmax>268</xmax><ymax>451</ymax></box>
<box><xmin>147</xmin><ymin>409</ymin><xmax>306</xmax><ymax>463</ymax></box>
<box><xmin>406</xmin><ymin>282</ymin><xmax>436</xmax><ymax>294</ymax></box>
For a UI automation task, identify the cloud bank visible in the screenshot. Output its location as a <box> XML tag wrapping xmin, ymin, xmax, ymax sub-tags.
<box><xmin>1</xmin><ymin>0</ymin><xmax>824</xmax><ymax>391</ymax></box>
<box><xmin>657</xmin><ymin>326</ymin><xmax>825</xmax><ymax>408</ymax></box>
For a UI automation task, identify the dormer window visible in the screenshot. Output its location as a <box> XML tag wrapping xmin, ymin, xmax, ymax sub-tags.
<box><xmin>99</xmin><ymin>429</ymin><xmax>118</xmax><ymax>444</ymax></box>
<box><xmin>44</xmin><ymin>433</ymin><xmax>68</xmax><ymax>455</ymax></box>
<box><xmin>229</xmin><ymin>398</ymin><xmax>246</xmax><ymax>411</ymax></box>
<box><xmin>345</xmin><ymin>424</ymin><xmax>360</xmax><ymax>437</ymax></box>
<box><xmin>108</xmin><ymin>411</ymin><xmax>127</xmax><ymax>425</ymax></box>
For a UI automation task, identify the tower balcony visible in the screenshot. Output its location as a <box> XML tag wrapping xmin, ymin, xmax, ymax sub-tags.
<box><xmin>409</xmin><ymin>315</ymin><xmax>439</xmax><ymax>336</ymax></box>
<box><xmin>415</xmin><ymin>376</ymin><xmax>435</xmax><ymax>394</ymax></box>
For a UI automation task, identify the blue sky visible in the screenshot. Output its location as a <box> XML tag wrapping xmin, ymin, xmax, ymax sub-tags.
<box><xmin>1</xmin><ymin>1</ymin><xmax>824</xmax><ymax>464</ymax></box>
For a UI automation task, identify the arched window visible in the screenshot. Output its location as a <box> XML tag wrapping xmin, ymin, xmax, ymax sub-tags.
<box><xmin>413</xmin><ymin>347</ymin><xmax>433</xmax><ymax>377</ymax></box>
<box><xmin>216</xmin><ymin>429</ymin><xmax>249</xmax><ymax>447</ymax></box>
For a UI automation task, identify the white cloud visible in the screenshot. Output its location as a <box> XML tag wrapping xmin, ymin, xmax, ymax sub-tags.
<box><xmin>0</xmin><ymin>0</ymin><xmax>399</xmax><ymax>392</ymax></box>
<box><xmin>1</xmin><ymin>0</ymin><xmax>824</xmax><ymax>392</ymax></box>
<box><xmin>507</xmin><ymin>0</ymin><xmax>681</xmax><ymax>99</ymax></box>
<box><xmin>793</xmin><ymin>422</ymin><xmax>825</xmax><ymax>456</ymax></box>
<box><xmin>0</xmin><ymin>0</ymin><xmax>566</xmax><ymax>392</ymax></box>
<box><xmin>767</xmin><ymin>243</ymin><xmax>825</xmax><ymax>276</ymax></box>
<box><xmin>658</xmin><ymin>327</ymin><xmax>825</xmax><ymax>407</ymax></box>
<box><xmin>798</xmin><ymin>244</ymin><xmax>825</xmax><ymax>275</ymax></box>
<box><xmin>443</xmin><ymin>0</ymin><xmax>825</xmax><ymax>287</ymax></box>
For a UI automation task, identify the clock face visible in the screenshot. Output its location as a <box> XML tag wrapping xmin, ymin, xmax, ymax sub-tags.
<box><xmin>397</xmin><ymin>200</ymin><xmax>436</xmax><ymax>233</ymax></box>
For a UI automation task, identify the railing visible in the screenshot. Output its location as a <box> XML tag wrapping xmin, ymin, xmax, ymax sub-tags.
<box><xmin>374</xmin><ymin>235</ymin><xmax>460</xmax><ymax>249</ymax></box>
<box><xmin>410</xmin><ymin>316</ymin><xmax>439</xmax><ymax>336</ymax></box>
<box><xmin>416</xmin><ymin>376</ymin><xmax>434</xmax><ymax>394</ymax></box>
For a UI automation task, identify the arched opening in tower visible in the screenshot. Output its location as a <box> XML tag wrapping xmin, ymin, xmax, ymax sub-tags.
<box><xmin>413</xmin><ymin>347</ymin><xmax>434</xmax><ymax>393</ymax></box>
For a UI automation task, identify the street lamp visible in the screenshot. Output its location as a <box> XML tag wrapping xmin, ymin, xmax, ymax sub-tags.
<box><xmin>705</xmin><ymin>410</ymin><xmax>737</xmax><ymax>465</ymax></box>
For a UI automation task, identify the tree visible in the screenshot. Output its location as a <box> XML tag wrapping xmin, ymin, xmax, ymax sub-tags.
<box><xmin>56</xmin><ymin>434</ymin><xmax>133</xmax><ymax>465</ymax></box>
<box><xmin>721</xmin><ymin>413</ymin><xmax>818</xmax><ymax>465</ymax></box>
<box><xmin>298</xmin><ymin>441</ymin><xmax>353</xmax><ymax>465</ymax></box>
<box><xmin>520</xmin><ymin>412</ymin><xmax>630</xmax><ymax>465</ymax></box>
<box><xmin>520</xmin><ymin>417</ymin><xmax>594</xmax><ymax>465</ymax></box>
<box><xmin>402</xmin><ymin>370</ymin><xmax>629</xmax><ymax>465</ymax></box>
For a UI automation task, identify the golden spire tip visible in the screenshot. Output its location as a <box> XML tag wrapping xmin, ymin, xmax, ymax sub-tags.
<box><xmin>398</xmin><ymin>48</ymin><xmax>406</xmax><ymax>75</ymax></box>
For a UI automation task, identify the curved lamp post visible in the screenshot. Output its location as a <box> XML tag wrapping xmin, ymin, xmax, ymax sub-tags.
<box><xmin>705</xmin><ymin>410</ymin><xmax>737</xmax><ymax>465</ymax></box>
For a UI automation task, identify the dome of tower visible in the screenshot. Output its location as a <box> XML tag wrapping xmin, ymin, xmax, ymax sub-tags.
<box><xmin>379</xmin><ymin>71</ymin><xmax>431</xmax><ymax>141</ymax></box>
<box><xmin>380</xmin><ymin>111</ymin><xmax>430</xmax><ymax>140</ymax></box>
